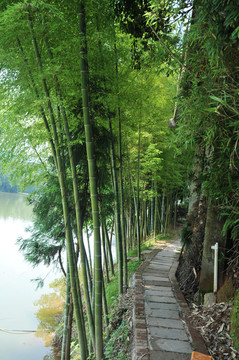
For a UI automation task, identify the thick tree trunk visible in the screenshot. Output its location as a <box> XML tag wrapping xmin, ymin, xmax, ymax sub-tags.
<box><xmin>188</xmin><ymin>145</ymin><xmax>205</xmax><ymax>215</ymax></box>
<box><xmin>199</xmin><ymin>201</ymin><xmax>226</xmax><ymax>293</ymax></box>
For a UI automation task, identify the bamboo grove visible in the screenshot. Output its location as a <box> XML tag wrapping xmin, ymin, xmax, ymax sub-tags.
<box><xmin>0</xmin><ymin>1</ymin><xmax>192</xmax><ymax>359</ymax></box>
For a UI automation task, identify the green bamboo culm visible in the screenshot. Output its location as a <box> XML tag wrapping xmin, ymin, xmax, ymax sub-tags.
<box><xmin>79</xmin><ymin>1</ymin><xmax>103</xmax><ymax>359</ymax></box>
<box><xmin>109</xmin><ymin>119</ymin><xmax>123</xmax><ymax>294</ymax></box>
<box><xmin>137</xmin><ymin>122</ymin><xmax>141</xmax><ymax>260</ymax></box>
<box><xmin>27</xmin><ymin>6</ymin><xmax>88</xmax><ymax>359</ymax></box>
<box><xmin>61</xmin><ymin>261</ymin><xmax>72</xmax><ymax>360</ymax></box>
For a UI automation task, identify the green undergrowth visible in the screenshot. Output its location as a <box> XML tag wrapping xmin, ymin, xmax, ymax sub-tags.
<box><xmin>104</xmin><ymin>319</ymin><xmax>130</xmax><ymax>359</ymax></box>
<box><xmin>231</xmin><ymin>289</ymin><xmax>239</xmax><ymax>351</ymax></box>
<box><xmin>105</xmin><ymin>260</ymin><xmax>142</xmax><ymax>308</ymax></box>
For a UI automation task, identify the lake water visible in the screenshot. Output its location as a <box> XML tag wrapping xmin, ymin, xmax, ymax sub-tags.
<box><xmin>0</xmin><ymin>192</ymin><xmax>117</xmax><ymax>360</ymax></box>
<box><xmin>0</xmin><ymin>192</ymin><xmax>60</xmax><ymax>360</ymax></box>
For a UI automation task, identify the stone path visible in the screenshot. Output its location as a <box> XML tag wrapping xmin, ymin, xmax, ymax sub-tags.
<box><xmin>133</xmin><ymin>239</ymin><xmax>208</xmax><ymax>360</ymax></box>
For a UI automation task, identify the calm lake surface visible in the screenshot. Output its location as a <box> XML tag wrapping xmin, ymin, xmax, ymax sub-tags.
<box><xmin>0</xmin><ymin>192</ymin><xmax>59</xmax><ymax>360</ymax></box>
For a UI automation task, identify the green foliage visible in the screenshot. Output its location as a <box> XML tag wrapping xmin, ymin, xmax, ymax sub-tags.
<box><xmin>231</xmin><ymin>289</ymin><xmax>239</xmax><ymax>351</ymax></box>
<box><xmin>104</xmin><ymin>320</ymin><xmax>129</xmax><ymax>359</ymax></box>
<box><xmin>16</xmin><ymin>176</ymin><xmax>66</xmax><ymax>270</ymax></box>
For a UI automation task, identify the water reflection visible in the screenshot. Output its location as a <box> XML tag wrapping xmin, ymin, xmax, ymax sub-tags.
<box><xmin>0</xmin><ymin>192</ymin><xmax>58</xmax><ymax>360</ymax></box>
<box><xmin>0</xmin><ymin>192</ymin><xmax>32</xmax><ymax>220</ymax></box>
<box><xmin>34</xmin><ymin>279</ymin><xmax>65</xmax><ymax>360</ymax></box>
<box><xmin>35</xmin><ymin>279</ymin><xmax>65</xmax><ymax>346</ymax></box>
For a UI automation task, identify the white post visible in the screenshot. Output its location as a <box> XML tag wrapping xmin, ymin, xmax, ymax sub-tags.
<box><xmin>211</xmin><ymin>242</ymin><xmax>218</xmax><ymax>293</ymax></box>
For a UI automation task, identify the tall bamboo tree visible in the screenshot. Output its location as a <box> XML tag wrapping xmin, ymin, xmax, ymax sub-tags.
<box><xmin>79</xmin><ymin>1</ymin><xmax>103</xmax><ymax>358</ymax></box>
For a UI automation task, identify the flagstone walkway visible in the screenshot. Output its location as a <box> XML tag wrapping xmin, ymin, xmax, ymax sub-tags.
<box><xmin>133</xmin><ymin>239</ymin><xmax>208</xmax><ymax>360</ymax></box>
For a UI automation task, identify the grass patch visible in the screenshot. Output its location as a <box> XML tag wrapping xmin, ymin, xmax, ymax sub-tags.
<box><xmin>105</xmin><ymin>271</ymin><xmax>120</xmax><ymax>308</ymax></box>
<box><xmin>104</xmin><ymin>258</ymin><xmax>142</xmax><ymax>309</ymax></box>
<box><xmin>156</xmin><ymin>232</ymin><xmax>175</xmax><ymax>241</ymax></box>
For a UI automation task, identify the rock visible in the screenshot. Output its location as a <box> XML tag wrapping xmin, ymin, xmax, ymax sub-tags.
<box><xmin>204</xmin><ymin>292</ymin><xmax>216</xmax><ymax>307</ymax></box>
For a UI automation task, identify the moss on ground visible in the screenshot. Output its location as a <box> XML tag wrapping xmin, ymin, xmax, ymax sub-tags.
<box><xmin>231</xmin><ymin>289</ymin><xmax>239</xmax><ymax>350</ymax></box>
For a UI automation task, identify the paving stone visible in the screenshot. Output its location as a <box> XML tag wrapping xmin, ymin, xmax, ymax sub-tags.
<box><xmin>150</xmin><ymin>350</ymin><xmax>191</xmax><ymax>360</ymax></box>
<box><xmin>145</xmin><ymin>266</ymin><xmax>170</xmax><ymax>272</ymax></box>
<box><xmin>145</xmin><ymin>308</ymin><xmax>179</xmax><ymax>319</ymax></box>
<box><xmin>144</xmin><ymin>289</ymin><xmax>174</xmax><ymax>297</ymax></box>
<box><xmin>143</xmin><ymin>275</ymin><xmax>169</xmax><ymax>282</ymax></box>
<box><xmin>144</xmin><ymin>285</ymin><xmax>172</xmax><ymax>292</ymax></box>
<box><xmin>155</xmin><ymin>253</ymin><xmax>175</xmax><ymax>257</ymax></box>
<box><xmin>145</xmin><ymin>301</ymin><xmax>178</xmax><ymax>311</ymax></box>
<box><xmin>144</xmin><ymin>270</ymin><xmax>169</xmax><ymax>276</ymax></box>
<box><xmin>151</xmin><ymin>258</ymin><xmax>173</xmax><ymax>263</ymax></box>
<box><xmin>147</xmin><ymin>269</ymin><xmax>170</xmax><ymax>274</ymax></box>
<box><xmin>143</xmin><ymin>280</ymin><xmax>172</xmax><ymax>287</ymax></box>
<box><xmin>146</xmin><ymin>264</ymin><xmax>170</xmax><ymax>269</ymax></box>
<box><xmin>150</xmin><ymin>258</ymin><xmax>173</xmax><ymax>263</ymax></box>
<box><xmin>147</xmin><ymin>317</ymin><xmax>185</xmax><ymax>329</ymax></box>
<box><xmin>150</xmin><ymin>338</ymin><xmax>193</xmax><ymax>353</ymax></box>
<box><xmin>144</xmin><ymin>295</ymin><xmax>177</xmax><ymax>304</ymax></box>
<box><xmin>149</xmin><ymin>326</ymin><xmax>189</xmax><ymax>341</ymax></box>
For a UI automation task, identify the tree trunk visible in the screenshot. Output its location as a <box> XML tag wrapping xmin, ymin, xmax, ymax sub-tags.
<box><xmin>115</xmin><ymin>37</ymin><xmax>128</xmax><ymax>289</ymax></box>
<box><xmin>79</xmin><ymin>2</ymin><xmax>103</xmax><ymax>358</ymax></box>
<box><xmin>86</xmin><ymin>225</ymin><xmax>93</xmax><ymax>276</ymax></box>
<box><xmin>109</xmin><ymin>119</ymin><xmax>123</xmax><ymax>294</ymax></box>
<box><xmin>199</xmin><ymin>200</ymin><xmax>226</xmax><ymax>293</ymax></box>
<box><xmin>136</xmin><ymin>123</ymin><xmax>141</xmax><ymax>260</ymax></box>
<box><xmin>188</xmin><ymin>144</ymin><xmax>205</xmax><ymax>215</ymax></box>
<box><xmin>160</xmin><ymin>191</ymin><xmax>165</xmax><ymax>233</ymax></box>
<box><xmin>101</xmin><ymin>223</ymin><xmax>110</xmax><ymax>283</ymax></box>
<box><xmin>104</xmin><ymin>221</ymin><xmax>114</xmax><ymax>276</ymax></box>
<box><xmin>61</xmin><ymin>262</ymin><xmax>73</xmax><ymax>360</ymax></box>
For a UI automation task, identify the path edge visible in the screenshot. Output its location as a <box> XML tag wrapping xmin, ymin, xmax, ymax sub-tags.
<box><xmin>132</xmin><ymin>246</ymin><xmax>167</xmax><ymax>360</ymax></box>
<box><xmin>169</xmin><ymin>245</ymin><xmax>209</xmax><ymax>355</ymax></box>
